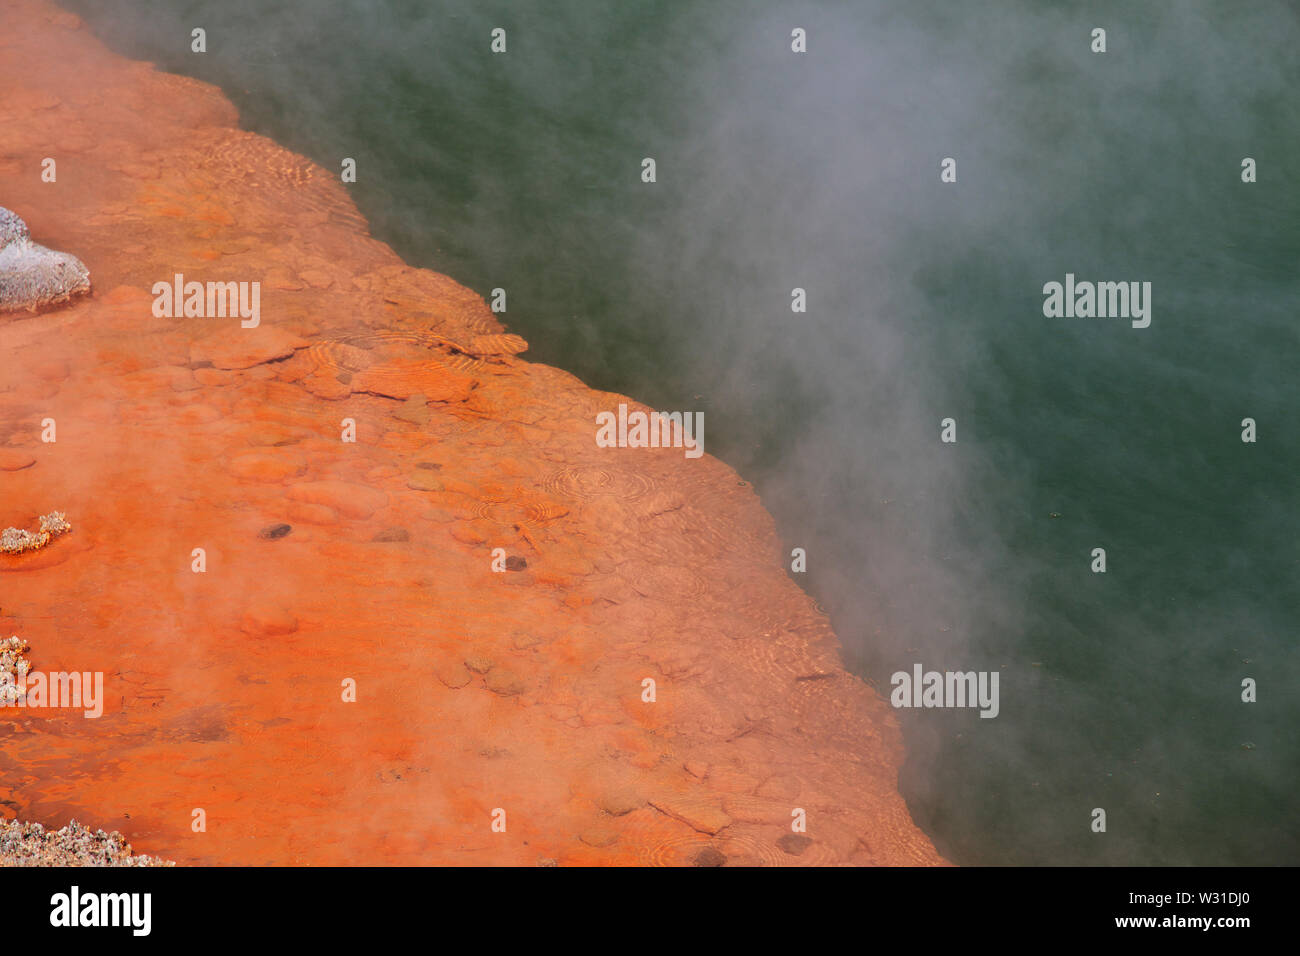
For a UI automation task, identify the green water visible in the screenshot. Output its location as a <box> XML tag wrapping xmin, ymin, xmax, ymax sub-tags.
<box><xmin>61</xmin><ymin>0</ymin><xmax>1299</xmax><ymax>864</ymax></box>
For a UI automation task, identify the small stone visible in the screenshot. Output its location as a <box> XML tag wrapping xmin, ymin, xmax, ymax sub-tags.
<box><xmin>372</xmin><ymin>527</ymin><xmax>409</xmax><ymax>543</ymax></box>
<box><xmin>777</xmin><ymin>834</ymin><xmax>812</xmax><ymax>856</ymax></box>
<box><xmin>258</xmin><ymin>523</ymin><xmax>292</xmax><ymax>540</ymax></box>
<box><xmin>504</xmin><ymin>555</ymin><xmax>527</xmax><ymax>572</ymax></box>
<box><xmin>692</xmin><ymin>847</ymin><xmax>726</xmax><ymax>867</ymax></box>
<box><xmin>597</xmin><ymin>789</ymin><xmax>643</xmax><ymax>817</ymax></box>
<box><xmin>406</xmin><ymin>472</ymin><xmax>444</xmax><ymax>492</ymax></box>
<box><xmin>414</xmin><ymin>461</ymin><xmax>441</xmax><ymax>470</ymax></box>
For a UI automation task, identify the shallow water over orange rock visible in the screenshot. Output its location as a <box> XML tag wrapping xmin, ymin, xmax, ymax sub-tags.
<box><xmin>0</xmin><ymin>0</ymin><xmax>945</xmax><ymax>865</ymax></box>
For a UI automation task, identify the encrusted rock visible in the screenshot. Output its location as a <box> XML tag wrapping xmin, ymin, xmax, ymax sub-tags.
<box><xmin>0</xmin><ymin>207</ymin><xmax>91</xmax><ymax>314</ymax></box>
<box><xmin>0</xmin><ymin>819</ymin><xmax>172</xmax><ymax>867</ymax></box>
<box><xmin>1</xmin><ymin>511</ymin><xmax>72</xmax><ymax>554</ymax></box>
<box><xmin>1</xmin><ymin>634</ymin><xmax>32</xmax><ymax>705</ymax></box>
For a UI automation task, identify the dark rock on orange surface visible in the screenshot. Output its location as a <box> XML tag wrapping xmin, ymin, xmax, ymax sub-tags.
<box><xmin>0</xmin><ymin>0</ymin><xmax>946</xmax><ymax>866</ymax></box>
<box><xmin>777</xmin><ymin>833</ymin><xmax>814</xmax><ymax>856</ymax></box>
<box><xmin>692</xmin><ymin>846</ymin><xmax>726</xmax><ymax>867</ymax></box>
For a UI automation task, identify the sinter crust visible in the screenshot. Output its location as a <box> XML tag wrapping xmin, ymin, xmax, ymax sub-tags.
<box><xmin>0</xmin><ymin>206</ymin><xmax>91</xmax><ymax>313</ymax></box>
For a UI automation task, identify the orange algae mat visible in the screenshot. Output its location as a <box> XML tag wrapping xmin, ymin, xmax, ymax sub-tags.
<box><xmin>0</xmin><ymin>0</ymin><xmax>944</xmax><ymax>866</ymax></box>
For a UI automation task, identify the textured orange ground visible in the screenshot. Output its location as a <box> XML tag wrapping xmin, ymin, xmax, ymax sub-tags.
<box><xmin>0</xmin><ymin>0</ymin><xmax>946</xmax><ymax>865</ymax></box>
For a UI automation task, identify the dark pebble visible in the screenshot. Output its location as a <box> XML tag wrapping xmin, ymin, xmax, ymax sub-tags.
<box><xmin>259</xmin><ymin>523</ymin><xmax>292</xmax><ymax>540</ymax></box>
<box><xmin>692</xmin><ymin>847</ymin><xmax>726</xmax><ymax>867</ymax></box>
<box><xmin>415</xmin><ymin>461</ymin><xmax>441</xmax><ymax>470</ymax></box>
<box><xmin>372</xmin><ymin>527</ymin><xmax>410</xmax><ymax>543</ymax></box>
<box><xmin>504</xmin><ymin>555</ymin><xmax>528</xmax><ymax>572</ymax></box>
<box><xmin>776</xmin><ymin>834</ymin><xmax>812</xmax><ymax>856</ymax></box>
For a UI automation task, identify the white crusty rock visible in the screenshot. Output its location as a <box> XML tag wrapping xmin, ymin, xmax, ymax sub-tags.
<box><xmin>0</xmin><ymin>206</ymin><xmax>91</xmax><ymax>313</ymax></box>
<box><xmin>0</xmin><ymin>819</ymin><xmax>174</xmax><ymax>867</ymax></box>
<box><xmin>0</xmin><ymin>510</ymin><xmax>72</xmax><ymax>554</ymax></box>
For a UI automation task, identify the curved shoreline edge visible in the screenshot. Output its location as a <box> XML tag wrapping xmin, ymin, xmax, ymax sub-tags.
<box><xmin>0</xmin><ymin>0</ymin><xmax>946</xmax><ymax>866</ymax></box>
